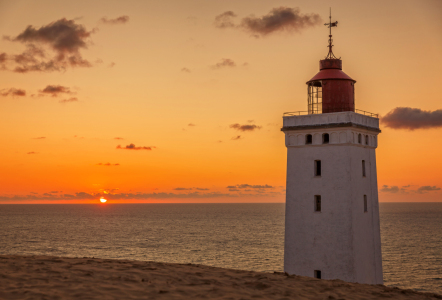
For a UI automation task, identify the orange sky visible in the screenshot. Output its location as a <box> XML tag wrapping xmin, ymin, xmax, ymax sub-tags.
<box><xmin>0</xmin><ymin>0</ymin><xmax>441</xmax><ymax>203</ymax></box>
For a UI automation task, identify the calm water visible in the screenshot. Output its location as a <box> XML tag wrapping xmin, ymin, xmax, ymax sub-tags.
<box><xmin>0</xmin><ymin>203</ymin><xmax>441</xmax><ymax>294</ymax></box>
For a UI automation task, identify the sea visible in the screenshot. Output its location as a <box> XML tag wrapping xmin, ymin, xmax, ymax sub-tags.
<box><xmin>0</xmin><ymin>203</ymin><xmax>441</xmax><ymax>295</ymax></box>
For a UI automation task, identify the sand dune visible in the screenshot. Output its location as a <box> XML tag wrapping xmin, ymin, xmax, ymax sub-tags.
<box><xmin>0</xmin><ymin>255</ymin><xmax>440</xmax><ymax>300</ymax></box>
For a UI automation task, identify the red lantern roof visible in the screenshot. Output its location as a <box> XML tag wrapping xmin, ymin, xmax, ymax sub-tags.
<box><xmin>307</xmin><ymin>68</ymin><xmax>355</xmax><ymax>83</ymax></box>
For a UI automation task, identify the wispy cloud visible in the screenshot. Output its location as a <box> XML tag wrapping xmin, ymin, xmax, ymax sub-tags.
<box><xmin>417</xmin><ymin>186</ymin><xmax>441</xmax><ymax>194</ymax></box>
<box><xmin>230</xmin><ymin>123</ymin><xmax>262</xmax><ymax>131</ymax></box>
<box><xmin>116</xmin><ymin>143</ymin><xmax>155</xmax><ymax>150</ymax></box>
<box><xmin>59</xmin><ymin>97</ymin><xmax>78</xmax><ymax>103</ymax></box>
<box><xmin>97</xmin><ymin>163</ymin><xmax>120</xmax><ymax>166</ymax></box>
<box><xmin>114</xmin><ymin>137</ymin><xmax>124</xmax><ymax>140</ymax></box>
<box><xmin>32</xmin><ymin>137</ymin><xmax>46</xmax><ymax>139</ymax></box>
<box><xmin>100</xmin><ymin>16</ymin><xmax>130</xmax><ymax>25</ymax></box>
<box><xmin>380</xmin><ymin>185</ymin><xmax>399</xmax><ymax>193</ymax></box>
<box><xmin>173</xmin><ymin>188</ymin><xmax>192</xmax><ymax>191</ymax></box>
<box><xmin>27</xmin><ymin>152</ymin><xmax>37</xmax><ymax>154</ymax></box>
<box><xmin>214</xmin><ymin>7</ymin><xmax>322</xmax><ymax>37</ymax></box>
<box><xmin>181</xmin><ymin>67</ymin><xmax>191</xmax><ymax>73</ymax></box>
<box><xmin>39</xmin><ymin>85</ymin><xmax>73</xmax><ymax>97</ymax></box>
<box><xmin>227</xmin><ymin>184</ymin><xmax>274</xmax><ymax>189</ymax></box>
<box><xmin>382</xmin><ymin>107</ymin><xmax>442</xmax><ymax>130</ymax></box>
<box><xmin>214</xmin><ymin>11</ymin><xmax>237</xmax><ymax>28</ymax></box>
<box><xmin>0</xmin><ymin>191</ymin><xmax>239</xmax><ymax>201</ymax></box>
<box><xmin>211</xmin><ymin>58</ymin><xmax>236</xmax><ymax>69</ymax></box>
<box><xmin>231</xmin><ymin>135</ymin><xmax>242</xmax><ymax>140</ymax></box>
<box><xmin>0</xmin><ymin>88</ymin><xmax>26</xmax><ymax>97</ymax></box>
<box><xmin>380</xmin><ymin>184</ymin><xmax>441</xmax><ymax>194</ymax></box>
<box><xmin>3</xmin><ymin>18</ymin><xmax>94</xmax><ymax>73</ymax></box>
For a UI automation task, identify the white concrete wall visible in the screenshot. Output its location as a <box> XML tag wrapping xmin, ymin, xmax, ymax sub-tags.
<box><xmin>283</xmin><ymin>113</ymin><xmax>383</xmax><ymax>284</ymax></box>
<box><xmin>283</xmin><ymin>111</ymin><xmax>379</xmax><ymax>129</ymax></box>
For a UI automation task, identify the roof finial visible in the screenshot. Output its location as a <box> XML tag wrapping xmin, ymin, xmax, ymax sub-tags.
<box><xmin>324</xmin><ymin>8</ymin><xmax>339</xmax><ymax>60</ymax></box>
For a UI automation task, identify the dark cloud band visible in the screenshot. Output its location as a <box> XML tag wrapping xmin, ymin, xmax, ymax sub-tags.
<box><xmin>382</xmin><ymin>107</ymin><xmax>442</xmax><ymax>130</ymax></box>
<box><xmin>215</xmin><ymin>7</ymin><xmax>322</xmax><ymax>37</ymax></box>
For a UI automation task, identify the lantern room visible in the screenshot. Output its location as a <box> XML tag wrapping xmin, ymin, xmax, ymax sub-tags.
<box><xmin>307</xmin><ymin>58</ymin><xmax>355</xmax><ymax>114</ymax></box>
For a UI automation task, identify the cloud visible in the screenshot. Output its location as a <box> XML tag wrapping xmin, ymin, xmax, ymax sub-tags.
<box><xmin>382</xmin><ymin>107</ymin><xmax>442</xmax><ymax>130</ymax></box>
<box><xmin>188</xmin><ymin>123</ymin><xmax>196</xmax><ymax>127</ymax></box>
<box><xmin>0</xmin><ymin>191</ymin><xmax>239</xmax><ymax>201</ymax></box>
<box><xmin>214</xmin><ymin>7</ymin><xmax>322</xmax><ymax>37</ymax></box>
<box><xmin>380</xmin><ymin>185</ymin><xmax>399</xmax><ymax>193</ymax></box>
<box><xmin>59</xmin><ymin>97</ymin><xmax>78</xmax><ymax>103</ymax></box>
<box><xmin>173</xmin><ymin>188</ymin><xmax>192</xmax><ymax>191</ymax></box>
<box><xmin>211</xmin><ymin>58</ymin><xmax>236</xmax><ymax>69</ymax></box>
<box><xmin>3</xmin><ymin>18</ymin><xmax>94</xmax><ymax>73</ymax></box>
<box><xmin>116</xmin><ymin>143</ymin><xmax>154</xmax><ymax>150</ymax></box>
<box><xmin>0</xmin><ymin>88</ymin><xmax>26</xmax><ymax>97</ymax></box>
<box><xmin>214</xmin><ymin>11</ymin><xmax>237</xmax><ymax>28</ymax></box>
<box><xmin>195</xmin><ymin>188</ymin><xmax>209</xmax><ymax>191</ymax></box>
<box><xmin>27</xmin><ymin>152</ymin><xmax>37</xmax><ymax>154</ymax></box>
<box><xmin>114</xmin><ymin>137</ymin><xmax>124</xmax><ymax>140</ymax></box>
<box><xmin>417</xmin><ymin>186</ymin><xmax>441</xmax><ymax>194</ymax></box>
<box><xmin>230</xmin><ymin>123</ymin><xmax>262</xmax><ymax>131</ymax></box>
<box><xmin>39</xmin><ymin>85</ymin><xmax>73</xmax><ymax>96</ymax></box>
<box><xmin>181</xmin><ymin>67</ymin><xmax>191</xmax><ymax>73</ymax></box>
<box><xmin>32</xmin><ymin>137</ymin><xmax>46</xmax><ymax>139</ymax></box>
<box><xmin>100</xmin><ymin>16</ymin><xmax>129</xmax><ymax>25</ymax></box>
<box><xmin>231</xmin><ymin>135</ymin><xmax>242</xmax><ymax>140</ymax></box>
<box><xmin>228</xmin><ymin>184</ymin><xmax>274</xmax><ymax>189</ymax></box>
<box><xmin>97</xmin><ymin>163</ymin><xmax>120</xmax><ymax>166</ymax></box>
<box><xmin>0</xmin><ymin>52</ymin><xmax>6</xmax><ymax>63</ymax></box>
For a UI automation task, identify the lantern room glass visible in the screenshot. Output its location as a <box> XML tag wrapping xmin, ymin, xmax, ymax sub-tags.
<box><xmin>308</xmin><ymin>81</ymin><xmax>322</xmax><ymax>114</ymax></box>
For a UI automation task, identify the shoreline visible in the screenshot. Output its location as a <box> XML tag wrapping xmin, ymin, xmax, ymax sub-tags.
<box><xmin>1</xmin><ymin>255</ymin><xmax>441</xmax><ymax>300</ymax></box>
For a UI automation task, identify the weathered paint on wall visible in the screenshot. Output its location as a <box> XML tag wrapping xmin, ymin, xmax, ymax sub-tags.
<box><xmin>282</xmin><ymin>111</ymin><xmax>383</xmax><ymax>284</ymax></box>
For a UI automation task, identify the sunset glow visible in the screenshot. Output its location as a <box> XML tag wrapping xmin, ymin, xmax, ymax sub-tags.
<box><xmin>0</xmin><ymin>0</ymin><xmax>441</xmax><ymax>204</ymax></box>
<box><xmin>100</xmin><ymin>198</ymin><xmax>107</xmax><ymax>203</ymax></box>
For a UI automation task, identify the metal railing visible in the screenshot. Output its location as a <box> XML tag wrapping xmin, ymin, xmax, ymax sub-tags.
<box><xmin>283</xmin><ymin>111</ymin><xmax>309</xmax><ymax>116</ymax></box>
<box><xmin>355</xmin><ymin>109</ymin><xmax>378</xmax><ymax>118</ymax></box>
<box><xmin>283</xmin><ymin>109</ymin><xmax>378</xmax><ymax>118</ymax></box>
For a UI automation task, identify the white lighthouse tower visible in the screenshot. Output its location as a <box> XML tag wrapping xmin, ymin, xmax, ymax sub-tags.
<box><xmin>282</xmin><ymin>13</ymin><xmax>383</xmax><ymax>284</ymax></box>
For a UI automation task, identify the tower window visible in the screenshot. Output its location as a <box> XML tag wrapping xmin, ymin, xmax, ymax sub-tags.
<box><xmin>365</xmin><ymin>135</ymin><xmax>369</xmax><ymax>145</ymax></box>
<box><xmin>314</xmin><ymin>270</ymin><xmax>322</xmax><ymax>279</ymax></box>
<box><xmin>358</xmin><ymin>134</ymin><xmax>362</xmax><ymax>144</ymax></box>
<box><xmin>314</xmin><ymin>160</ymin><xmax>321</xmax><ymax>176</ymax></box>
<box><xmin>314</xmin><ymin>195</ymin><xmax>321</xmax><ymax>212</ymax></box>
<box><xmin>322</xmin><ymin>133</ymin><xmax>329</xmax><ymax>144</ymax></box>
<box><xmin>362</xmin><ymin>160</ymin><xmax>366</xmax><ymax>177</ymax></box>
<box><xmin>306</xmin><ymin>134</ymin><xmax>312</xmax><ymax>144</ymax></box>
<box><xmin>364</xmin><ymin>195</ymin><xmax>368</xmax><ymax>212</ymax></box>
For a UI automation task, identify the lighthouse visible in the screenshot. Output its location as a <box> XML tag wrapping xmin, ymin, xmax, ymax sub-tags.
<box><xmin>282</xmin><ymin>12</ymin><xmax>383</xmax><ymax>284</ymax></box>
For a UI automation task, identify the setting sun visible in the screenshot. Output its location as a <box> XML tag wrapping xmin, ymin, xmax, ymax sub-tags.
<box><xmin>100</xmin><ymin>198</ymin><xmax>107</xmax><ymax>203</ymax></box>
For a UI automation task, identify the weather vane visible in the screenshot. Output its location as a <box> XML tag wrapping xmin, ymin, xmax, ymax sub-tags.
<box><xmin>324</xmin><ymin>8</ymin><xmax>339</xmax><ymax>59</ymax></box>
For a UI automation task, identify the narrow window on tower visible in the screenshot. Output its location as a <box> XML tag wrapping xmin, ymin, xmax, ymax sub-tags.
<box><xmin>362</xmin><ymin>160</ymin><xmax>366</xmax><ymax>177</ymax></box>
<box><xmin>358</xmin><ymin>134</ymin><xmax>362</xmax><ymax>144</ymax></box>
<box><xmin>365</xmin><ymin>135</ymin><xmax>369</xmax><ymax>145</ymax></box>
<box><xmin>314</xmin><ymin>195</ymin><xmax>321</xmax><ymax>212</ymax></box>
<box><xmin>314</xmin><ymin>270</ymin><xmax>322</xmax><ymax>279</ymax></box>
<box><xmin>314</xmin><ymin>160</ymin><xmax>321</xmax><ymax>176</ymax></box>
<box><xmin>306</xmin><ymin>134</ymin><xmax>313</xmax><ymax>145</ymax></box>
<box><xmin>322</xmin><ymin>133</ymin><xmax>329</xmax><ymax>144</ymax></box>
<box><xmin>364</xmin><ymin>195</ymin><xmax>368</xmax><ymax>212</ymax></box>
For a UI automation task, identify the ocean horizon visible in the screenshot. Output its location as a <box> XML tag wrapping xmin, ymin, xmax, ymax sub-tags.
<box><xmin>1</xmin><ymin>202</ymin><xmax>441</xmax><ymax>294</ymax></box>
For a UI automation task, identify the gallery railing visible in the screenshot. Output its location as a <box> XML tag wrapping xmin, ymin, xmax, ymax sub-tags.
<box><xmin>283</xmin><ymin>109</ymin><xmax>378</xmax><ymax>118</ymax></box>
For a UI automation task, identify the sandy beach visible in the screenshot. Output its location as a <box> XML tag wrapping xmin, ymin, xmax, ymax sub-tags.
<box><xmin>0</xmin><ymin>255</ymin><xmax>440</xmax><ymax>300</ymax></box>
